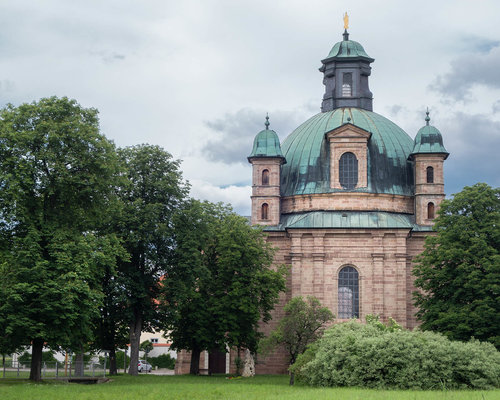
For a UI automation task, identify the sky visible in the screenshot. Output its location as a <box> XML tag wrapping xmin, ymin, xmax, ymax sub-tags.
<box><xmin>1</xmin><ymin>0</ymin><xmax>499</xmax><ymax>215</ymax></box>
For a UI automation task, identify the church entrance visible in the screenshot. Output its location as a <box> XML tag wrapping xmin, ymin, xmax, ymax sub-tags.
<box><xmin>209</xmin><ymin>349</ymin><xmax>226</xmax><ymax>374</ymax></box>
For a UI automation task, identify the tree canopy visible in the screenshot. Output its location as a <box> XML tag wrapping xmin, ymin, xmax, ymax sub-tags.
<box><xmin>115</xmin><ymin>144</ymin><xmax>189</xmax><ymax>375</ymax></box>
<box><xmin>413</xmin><ymin>183</ymin><xmax>500</xmax><ymax>349</ymax></box>
<box><xmin>162</xmin><ymin>200</ymin><xmax>287</xmax><ymax>374</ymax></box>
<box><xmin>0</xmin><ymin>97</ymin><xmax>121</xmax><ymax>381</ymax></box>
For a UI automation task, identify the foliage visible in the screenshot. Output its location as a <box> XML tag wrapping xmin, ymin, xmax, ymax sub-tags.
<box><xmin>259</xmin><ymin>296</ymin><xmax>333</xmax><ymax>385</ymax></box>
<box><xmin>293</xmin><ymin>319</ymin><xmax>500</xmax><ymax>390</ymax></box>
<box><xmin>0</xmin><ymin>97</ymin><xmax>121</xmax><ymax>380</ymax></box>
<box><xmin>18</xmin><ymin>351</ymin><xmax>57</xmax><ymax>365</ymax></box>
<box><xmin>148</xmin><ymin>353</ymin><xmax>176</xmax><ymax>369</ymax></box>
<box><xmin>114</xmin><ymin>350</ymin><xmax>130</xmax><ymax>370</ymax></box>
<box><xmin>413</xmin><ymin>183</ymin><xmax>500</xmax><ymax>348</ymax></box>
<box><xmin>161</xmin><ymin>199</ymin><xmax>287</xmax><ymax>374</ymax></box>
<box><xmin>140</xmin><ymin>340</ymin><xmax>154</xmax><ymax>356</ymax></box>
<box><xmin>115</xmin><ymin>144</ymin><xmax>189</xmax><ymax>375</ymax></box>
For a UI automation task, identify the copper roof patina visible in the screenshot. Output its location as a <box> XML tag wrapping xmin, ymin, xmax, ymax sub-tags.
<box><xmin>280</xmin><ymin>107</ymin><xmax>414</xmax><ymax>197</ymax></box>
<box><xmin>410</xmin><ymin>112</ymin><xmax>449</xmax><ymax>158</ymax></box>
<box><xmin>248</xmin><ymin>116</ymin><xmax>285</xmax><ymax>161</ymax></box>
<box><xmin>264</xmin><ymin>211</ymin><xmax>432</xmax><ymax>231</ymax></box>
<box><xmin>325</xmin><ymin>39</ymin><xmax>374</xmax><ymax>61</ymax></box>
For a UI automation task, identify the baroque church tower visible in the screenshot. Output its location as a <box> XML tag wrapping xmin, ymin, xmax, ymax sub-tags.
<box><xmin>247</xmin><ymin>18</ymin><xmax>449</xmax><ymax>374</ymax></box>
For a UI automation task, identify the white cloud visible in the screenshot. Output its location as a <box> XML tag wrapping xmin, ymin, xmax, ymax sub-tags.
<box><xmin>189</xmin><ymin>180</ymin><xmax>251</xmax><ymax>216</ymax></box>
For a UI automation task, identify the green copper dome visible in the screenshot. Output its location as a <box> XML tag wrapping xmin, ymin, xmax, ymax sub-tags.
<box><xmin>248</xmin><ymin>128</ymin><xmax>285</xmax><ymax>160</ymax></box>
<box><xmin>410</xmin><ymin>125</ymin><xmax>449</xmax><ymax>158</ymax></box>
<box><xmin>280</xmin><ymin>108</ymin><xmax>414</xmax><ymax>196</ymax></box>
<box><xmin>326</xmin><ymin>39</ymin><xmax>373</xmax><ymax>61</ymax></box>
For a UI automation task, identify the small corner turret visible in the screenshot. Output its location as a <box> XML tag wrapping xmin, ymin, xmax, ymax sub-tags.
<box><xmin>320</xmin><ymin>14</ymin><xmax>374</xmax><ymax>112</ymax></box>
<box><xmin>409</xmin><ymin>109</ymin><xmax>449</xmax><ymax>226</ymax></box>
<box><xmin>248</xmin><ymin>115</ymin><xmax>286</xmax><ymax>226</ymax></box>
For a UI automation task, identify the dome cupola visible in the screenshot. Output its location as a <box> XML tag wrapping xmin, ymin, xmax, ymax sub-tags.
<box><xmin>410</xmin><ymin>110</ymin><xmax>449</xmax><ymax>159</ymax></box>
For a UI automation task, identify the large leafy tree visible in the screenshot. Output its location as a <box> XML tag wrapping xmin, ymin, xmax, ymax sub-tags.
<box><xmin>90</xmin><ymin>233</ymin><xmax>129</xmax><ymax>375</ymax></box>
<box><xmin>162</xmin><ymin>200</ymin><xmax>287</xmax><ymax>374</ymax></box>
<box><xmin>0</xmin><ymin>97</ymin><xmax>120</xmax><ymax>381</ymax></box>
<box><xmin>116</xmin><ymin>145</ymin><xmax>188</xmax><ymax>376</ymax></box>
<box><xmin>259</xmin><ymin>296</ymin><xmax>334</xmax><ymax>385</ymax></box>
<box><xmin>413</xmin><ymin>183</ymin><xmax>500</xmax><ymax>349</ymax></box>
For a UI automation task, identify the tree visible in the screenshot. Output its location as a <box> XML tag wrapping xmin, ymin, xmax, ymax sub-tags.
<box><xmin>259</xmin><ymin>296</ymin><xmax>334</xmax><ymax>385</ymax></box>
<box><xmin>161</xmin><ymin>200</ymin><xmax>287</xmax><ymax>374</ymax></box>
<box><xmin>91</xmin><ymin>233</ymin><xmax>129</xmax><ymax>375</ymax></box>
<box><xmin>116</xmin><ymin>145</ymin><xmax>189</xmax><ymax>376</ymax></box>
<box><xmin>140</xmin><ymin>340</ymin><xmax>154</xmax><ymax>360</ymax></box>
<box><xmin>0</xmin><ymin>97</ymin><xmax>121</xmax><ymax>381</ymax></box>
<box><xmin>413</xmin><ymin>183</ymin><xmax>500</xmax><ymax>349</ymax></box>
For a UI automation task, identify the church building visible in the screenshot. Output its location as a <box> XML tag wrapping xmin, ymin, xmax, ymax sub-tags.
<box><xmin>248</xmin><ymin>22</ymin><xmax>448</xmax><ymax>373</ymax></box>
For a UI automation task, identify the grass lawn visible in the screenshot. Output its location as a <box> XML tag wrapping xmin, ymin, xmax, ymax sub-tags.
<box><xmin>0</xmin><ymin>374</ymin><xmax>498</xmax><ymax>400</ymax></box>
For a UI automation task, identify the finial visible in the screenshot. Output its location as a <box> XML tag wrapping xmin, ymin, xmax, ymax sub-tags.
<box><xmin>343</xmin><ymin>12</ymin><xmax>349</xmax><ymax>41</ymax></box>
<box><xmin>347</xmin><ymin>116</ymin><xmax>351</xmax><ymax>123</ymax></box>
<box><xmin>265</xmin><ymin>113</ymin><xmax>270</xmax><ymax>130</ymax></box>
<box><xmin>425</xmin><ymin>108</ymin><xmax>430</xmax><ymax>126</ymax></box>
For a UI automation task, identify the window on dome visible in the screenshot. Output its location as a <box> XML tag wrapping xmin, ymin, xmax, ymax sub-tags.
<box><xmin>339</xmin><ymin>152</ymin><xmax>358</xmax><ymax>189</ymax></box>
<box><xmin>342</xmin><ymin>73</ymin><xmax>352</xmax><ymax>97</ymax></box>
<box><xmin>261</xmin><ymin>203</ymin><xmax>269</xmax><ymax>220</ymax></box>
<box><xmin>427</xmin><ymin>202</ymin><xmax>435</xmax><ymax>219</ymax></box>
<box><xmin>426</xmin><ymin>166</ymin><xmax>434</xmax><ymax>183</ymax></box>
<box><xmin>262</xmin><ymin>169</ymin><xmax>269</xmax><ymax>185</ymax></box>
<box><xmin>338</xmin><ymin>266</ymin><xmax>359</xmax><ymax>319</ymax></box>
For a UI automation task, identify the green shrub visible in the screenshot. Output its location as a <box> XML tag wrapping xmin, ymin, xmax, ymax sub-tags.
<box><xmin>115</xmin><ymin>351</ymin><xmax>130</xmax><ymax>369</ymax></box>
<box><xmin>18</xmin><ymin>351</ymin><xmax>58</xmax><ymax>365</ymax></box>
<box><xmin>294</xmin><ymin>320</ymin><xmax>500</xmax><ymax>390</ymax></box>
<box><xmin>148</xmin><ymin>353</ymin><xmax>176</xmax><ymax>369</ymax></box>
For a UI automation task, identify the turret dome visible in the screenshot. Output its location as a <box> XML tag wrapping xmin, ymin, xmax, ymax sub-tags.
<box><xmin>325</xmin><ymin>38</ymin><xmax>373</xmax><ymax>61</ymax></box>
<box><xmin>409</xmin><ymin>111</ymin><xmax>449</xmax><ymax>159</ymax></box>
<box><xmin>248</xmin><ymin>116</ymin><xmax>286</xmax><ymax>162</ymax></box>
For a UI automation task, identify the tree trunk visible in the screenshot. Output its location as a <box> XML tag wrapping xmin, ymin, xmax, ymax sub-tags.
<box><xmin>289</xmin><ymin>371</ymin><xmax>295</xmax><ymax>385</ymax></box>
<box><xmin>29</xmin><ymin>338</ymin><xmax>43</xmax><ymax>381</ymax></box>
<box><xmin>128</xmin><ymin>315</ymin><xmax>142</xmax><ymax>376</ymax></box>
<box><xmin>190</xmin><ymin>346</ymin><xmax>201</xmax><ymax>375</ymax></box>
<box><xmin>108</xmin><ymin>347</ymin><xmax>117</xmax><ymax>375</ymax></box>
<box><xmin>74</xmin><ymin>350</ymin><xmax>84</xmax><ymax>377</ymax></box>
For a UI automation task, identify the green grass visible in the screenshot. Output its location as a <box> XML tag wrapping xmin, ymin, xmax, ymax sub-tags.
<box><xmin>0</xmin><ymin>374</ymin><xmax>498</xmax><ymax>400</ymax></box>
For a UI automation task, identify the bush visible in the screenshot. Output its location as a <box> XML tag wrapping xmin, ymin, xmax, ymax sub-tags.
<box><xmin>293</xmin><ymin>319</ymin><xmax>500</xmax><ymax>390</ymax></box>
<box><xmin>115</xmin><ymin>351</ymin><xmax>130</xmax><ymax>369</ymax></box>
<box><xmin>148</xmin><ymin>353</ymin><xmax>176</xmax><ymax>369</ymax></box>
<box><xmin>18</xmin><ymin>351</ymin><xmax>58</xmax><ymax>366</ymax></box>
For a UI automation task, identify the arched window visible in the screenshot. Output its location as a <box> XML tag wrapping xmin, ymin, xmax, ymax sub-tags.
<box><xmin>342</xmin><ymin>73</ymin><xmax>352</xmax><ymax>97</ymax></box>
<box><xmin>427</xmin><ymin>202</ymin><xmax>435</xmax><ymax>219</ymax></box>
<box><xmin>426</xmin><ymin>166</ymin><xmax>434</xmax><ymax>183</ymax></box>
<box><xmin>262</xmin><ymin>169</ymin><xmax>269</xmax><ymax>186</ymax></box>
<box><xmin>339</xmin><ymin>152</ymin><xmax>358</xmax><ymax>190</ymax></box>
<box><xmin>338</xmin><ymin>266</ymin><xmax>359</xmax><ymax>319</ymax></box>
<box><xmin>261</xmin><ymin>203</ymin><xmax>269</xmax><ymax>220</ymax></box>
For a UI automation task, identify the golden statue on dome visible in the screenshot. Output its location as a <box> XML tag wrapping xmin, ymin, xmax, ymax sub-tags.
<box><xmin>343</xmin><ymin>12</ymin><xmax>349</xmax><ymax>30</ymax></box>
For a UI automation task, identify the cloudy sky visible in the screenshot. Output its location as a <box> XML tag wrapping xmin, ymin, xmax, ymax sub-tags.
<box><xmin>1</xmin><ymin>0</ymin><xmax>499</xmax><ymax>215</ymax></box>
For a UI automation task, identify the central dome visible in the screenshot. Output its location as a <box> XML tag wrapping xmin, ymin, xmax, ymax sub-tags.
<box><xmin>280</xmin><ymin>108</ymin><xmax>414</xmax><ymax>197</ymax></box>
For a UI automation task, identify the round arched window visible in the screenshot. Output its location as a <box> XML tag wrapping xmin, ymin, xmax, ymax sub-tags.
<box><xmin>261</xmin><ymin>203</ymin><xmax>269</xmax><ymax>220</ymax></box>
<box><xmin>427</xmin><ymin>202</ymin><xmax>435</xmax><ymax>219</ymax></box>
<box><xmin>262</xmin><ymin>169</ymin><xmax>269</xmax><ymax>186</ymax></box>
<box><xmin>338</xmin><ymin>266</ymin><xmax>359</xmax><ymax>318</ymax></box>
<box><xmin>426</xmin><ymin>166</ymin><xmax>434</xmax><ymax>183</ymax></box>
<box><xmin>339</xmin><ymin>152</ymin><xmax>358</xmax><ymax>190</ymax></box>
